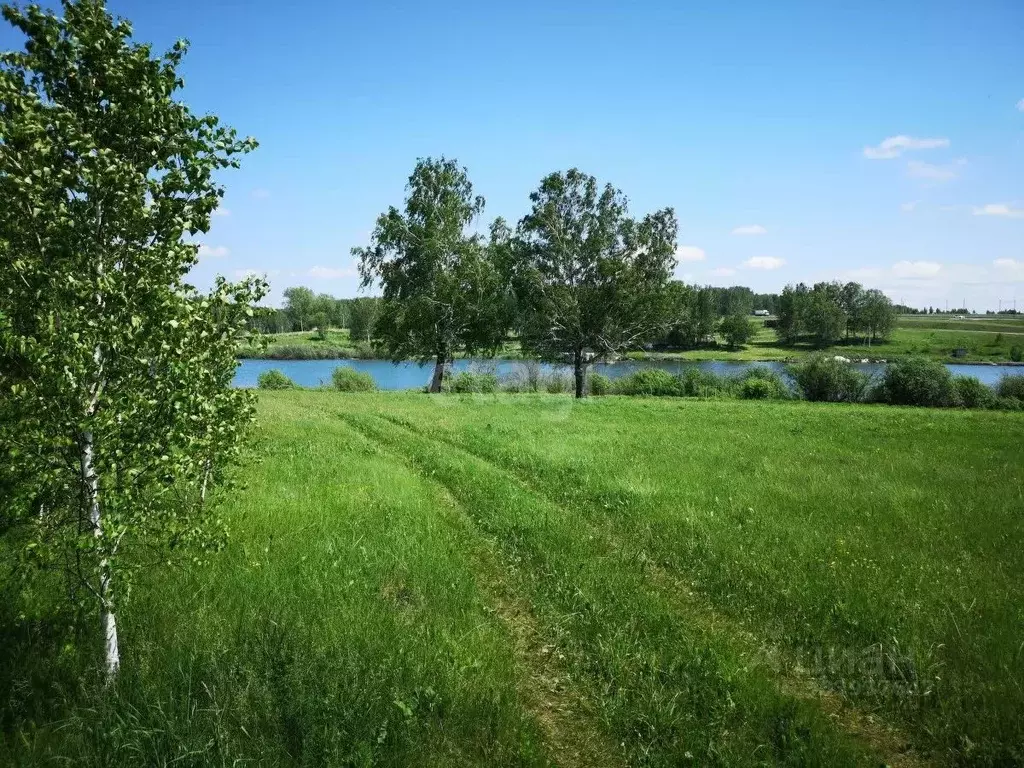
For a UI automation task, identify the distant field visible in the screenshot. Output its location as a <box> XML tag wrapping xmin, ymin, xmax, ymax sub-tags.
<box><xmin>246</xmin><ymin>315</ymin><xmax>1024</xmax><ymax>364</ymax></box>
<box><xmin>642</xmin><ymin>314</ymin><xmax>1024</xmax><ymax>363</ymax></box>
<box><xmin>5</xmin><ymin>392</ymin><xmax>1022</xmax><ymax>766</ymax></box>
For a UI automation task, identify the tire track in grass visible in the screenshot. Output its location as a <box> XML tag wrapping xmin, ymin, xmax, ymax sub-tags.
<box><xmin>370</xmin><ymin>410</ymin><xmax>935</xmax><ymax>768</ymax></box>
<box><xmin>342</xmin><ymin>411</ymin><xmax>881</xmax><ymax>767</ymax></box>
<box><xmin>340</xmin><ymin>413</ymin><xmax>623</xmax><ymax>768</ymax></box>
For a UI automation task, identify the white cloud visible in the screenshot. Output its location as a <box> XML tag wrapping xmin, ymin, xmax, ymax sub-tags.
<box><xmin>307</xmin><ymin>265</ymin><xmax>358</xmax><ymax>279</ymax></box>
<box><xmin>993</xmin><ymin>258</ymin><xmax>1024</xmax><ymax>280</ymax></box>
<box><xmin>892</xmin><ymin>260</ymin><xmax>942</xmax><ymax>278</ymax></box>
<box><xmin>972</xmin><ymin>203</ymin><xmax>1024</xmax><ymax>219</ymax></box>
<box><xmin>710</xmin><ymin>267</ymin><xmax>737</xmax><ymax>277</ymax></box>
<box><xmin>863</xmin><ymin>135</ymin><xmax>949</xmax><ymax>160</ymax></box>
<box><xmin>731</xmin><ymin>224</ymin><xmax>767</xmax><ymax>236</ymax></box>
<box><xmin>675</xmin><ymin>245</ymin><xmax>706</xmax><ymax>262</ymax></box>
<box><xmin>900</xmin><ymin>201</ymin><xmax>919</xmax><ymax>212</ymax></box>
<box><xmin>198</xmin><ymin>244</ymin><xmax>230</xmax><ymax>258</ymax></box>
<box><xmin>743</xmin><ymin>256</ymin><xmax>785</xmax><ymax>270</ymax></box>
<box><xmin>212</xmin><ymin>207</ymin><xmax>231</xmax><ymax>218</ymax></box>
<box><xmin>907</xmin><ymin>158</ymin><xmax>964</xmax><ymax>181</ymax></box>
<box><xmin>251</xmin><ymin>188</ymin><xmax>271</xmax><ymax>199</ymax></box>
<box><xmin>1017</xmin><ymin>99</ymin><xmax>1024</xmax><ymax>112</ymax></box>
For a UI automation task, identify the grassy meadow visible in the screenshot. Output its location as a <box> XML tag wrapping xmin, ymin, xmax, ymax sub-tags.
<box><xmin>3</xmin><ymin>392</ymin><xmax>1023</xmax><ymax>766</ymax></box>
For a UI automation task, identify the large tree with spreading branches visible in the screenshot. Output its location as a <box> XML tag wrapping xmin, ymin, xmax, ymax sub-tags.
<box><xmin>353</xmin><ymin>157</ymin><xmax>509</xmax><ymax>392</ymax></box>
<box><xmin>511</xmin><ymin>169</ymin><xmax>677</xmax><ymax>397</ymax></box>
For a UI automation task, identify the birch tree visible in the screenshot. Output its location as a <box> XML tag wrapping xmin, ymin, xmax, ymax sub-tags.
<box><xmin>0</xmin><ymin>0</ymin><xmax>263</xmax><ymax>679</ymax></box>
<box><xmin>512</xmin><ymin>169</ymin><xmax>677</xmax><ymax>397</ymax></box>
<box><xmin>353</xmin><ymin>157</ymin><xmax>507</xmax><ymax>392</ymax></box>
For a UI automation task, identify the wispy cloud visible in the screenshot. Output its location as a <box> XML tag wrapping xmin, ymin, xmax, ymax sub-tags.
<box><xmin>993</xmin><ymin>259</ymin><xmax>1024</xmax><ymax>282</ymax></box>
<box><xmin>251</xmin><ymin>188</ymin><xmax>271</xmax><ymax>199</ymax></box>
<box><xmin>212</xmin><ymin>207</ymin><xmax>231</xmax><ymax>218</ymax></box>
<box><xmin>676</xmin><ymin>245</ymin><xmax>706</xmax><ymax>262</ymax></box>
<box><xmin>900</xmin><ymin>201</ymin><xmax>919</xmax><ymax>213</ymax></box>
<box><xmin>892</xmin><ymin>260</ymin><xmax>942</xmax><ymax>278</ymax></box>
<box><xmin>743</xmin><ymin>256</ymin><xmax>785</xmax><ymax>270</ymax></box>
<box><xmin>863</xmin><ymin>135</ymin><xmax>949</xmax><ymax>160</ymax></box>
<box><xmin>307</xmin><ymin>265</ymin><xmax>358</xmax><ymax>279</ymax></box>
<box><xmin>907</xmin><ymin>158</ymin><xmax>965</xmax><ymax>181</ymax></box>
<box><xmin>198</xmin><ymin>244</ymin><xmax>230</xmax><ymax>258</ymax></box>
<box><xmin>710</xmin><ymin>267</ymin><xmax>737</xmax><ymax>277</ymax></box>
<box><xmin>731</xmin><ymin>224</ymin><xmax>767</xmax><ymax>236</ymax></box>
<box><xmin>1017</xmin><ymin>99</ymin><xmax>1024</xmax><ymax>112</ymax></box>
<box><xmin>972</xmin><ymin>203</ymin><xmax>1024</xmax><ymax>219</ymax></box>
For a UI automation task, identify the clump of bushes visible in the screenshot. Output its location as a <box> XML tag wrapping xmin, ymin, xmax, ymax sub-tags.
<box><xmin>739</xmin><ymin>377</ymin><xmax>777</xmax><ymax>400</ymax></box>
<box><xmin>791</xmin><ymin>354</ymin><xmax>871</xmax><ymax>403</ymax></box>
<box><xmin>1010</xmin><ymin>345</ymin><xmax>1023</xmax><ymax>362</ymax></box>
<box><xmin>733</xmin><ymin>367</ymin><xmax>789</xmax><ymax>400</ymax></box>
<box><xmin>444</xmin><ymin>370</ymin><xmax>499</xmax><ymax>394</ymax></box>
<box><xmin>331</xmin><ymin>366</ymin><xmax>376</xmax><ymax>392</ymax></box>
<box><xmin>996</xmin><ymin>374</ymin><xmax>1024</xmax><ymax>401</ymax></box>
<box><xmin>615</xmin><ymin>369</ymin><xmax>681</xmax><ymax>396</ymax></box>
<box><xmin>953</xmin><ymin>376</ymin><xmax>996</xmax><ymax>409</ymax></box>
<box><xmin>544</xmin><ymin>370</ymin><xmax>573</xmax><ymax>394</ymax></box>
<box><xmin>588</xmin><ymin>372</ymin><xmax>612</xmax><ymax>396</ymax></box>
<box><xmin>875</xmin><ymin>357</ymin><xmax>957</xmax><ymax>407</ymax></box>
<box><xmin>257</xmin><ymin>369</ymin><xmax>296</xmax><ymax>390</ymax></box>
<box><xmin>678</xmin><ymin>368</ymin><xmax>725</xmax><ymax>398</ymax></box>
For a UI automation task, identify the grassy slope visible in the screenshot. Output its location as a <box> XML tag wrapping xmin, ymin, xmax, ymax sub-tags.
<box><xmin>4</xmin><ymin>392</ymin><xmax>1022</xmax><ymax>766</ymax></box>
<box><xmin>246</xmin><ymin>316</ymin><xmax>1024</xmax><ymax>363</ymax></box>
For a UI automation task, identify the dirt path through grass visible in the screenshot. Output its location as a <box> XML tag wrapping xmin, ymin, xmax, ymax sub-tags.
<box><xmin>343</xmin><ymin>414</ymin><xmax>623</xmax><ymax>768</ymax></box>
<box><xmin>365</xmin><ymin>410</ymin><xmax>935</xmax><ymax>768</ymax></box>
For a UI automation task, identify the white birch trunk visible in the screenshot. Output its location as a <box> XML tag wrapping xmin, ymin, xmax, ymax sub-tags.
<box><xmin>80</xmin><ymin>430</ymin><xmax>120</xmax><ymax>680</ymax></box>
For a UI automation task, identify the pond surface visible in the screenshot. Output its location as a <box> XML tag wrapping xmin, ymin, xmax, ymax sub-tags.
<box><xmin>234</xmin><ymin>358</ymin><xmax>1020</xmax><ymax>390</ymax></box>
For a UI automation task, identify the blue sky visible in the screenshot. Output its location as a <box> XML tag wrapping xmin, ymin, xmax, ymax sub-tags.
<box><xmin>3</xmin><ymin>0</ymin><xmax>1023</xmax><ymax>309</ymax></box>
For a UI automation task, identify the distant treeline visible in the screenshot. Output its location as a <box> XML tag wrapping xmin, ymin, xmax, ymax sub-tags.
<box><xmin>248</xmin><ymin>289</ymin><xmax>381</xmax><ymax>341</ymax></box>
<box><xmin>249</xmin><ymin>280</ymin><xmax>900</xmax><ymax>353</ymax></box>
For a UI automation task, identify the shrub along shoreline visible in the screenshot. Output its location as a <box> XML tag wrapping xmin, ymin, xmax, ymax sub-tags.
<box><xmin>257</xmin><ymin>357</ymin><xmax>1024</xmax><ymax>411</ymax></box>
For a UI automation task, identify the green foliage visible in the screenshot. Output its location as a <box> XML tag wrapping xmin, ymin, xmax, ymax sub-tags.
<box><xmin>876</xmin><ymin>358</ymin><xmax>958</xmax><ymax>407</ymax></box>
<box><xmin>444</xmin><ymin>370</ymin><xmax>499</xmax><ymax>394</ymax></box>
<box><xmin>996</xmin><ymin>374</ymin><xmax>1024</xmax><ymax>400</ymax></box>
<box><xmin>615</xmin><ymin>369</ymin><xmax>682</xmax><ymax>396</ymax></box>
<box><xmin>952</xmin><ymin>376</ymin><xmax>996</xmax><ymax>409</ymax></box>
<box><xmin>733</xmin><ymin>368</ymin><xmax>789</xmax><ymax>400</ymax></box>
<box><xmin>543</xmin><ymin>370</ymin><xmax>572</xmax><ymax>394</ymax></box>
<box><xmin>777</xmin><ymin>282</ymin><xmax>896</xmax><ymax>348</ymax></box>
<box><xmin>257</xmin><ymin>369</ymin><xmax>295</xmax><ymax>390</ymax></box>
<box><xmin>509</xmin><ymin>168</ymin><xmax>678</xmax><ymax>397</ymax></box>
<box><xmin>678</xmin><ymin>368</ymin><xmax>726</xmax><ymax>397</ymax></box>
<box><xmin>1010</xmin><ymin>345</ymin><xmax>1023</xmax><ymax>362</ymax></box>
<box><xmin>353</xmin><ymin>158</ymin><xmax>508</xmax><ymax>392</ymax></box>
<box><xmin>738</xmin><ymin>377</ymin><xmax>776</xmax><ymax>399</ymax></box>
<box><xmin>663</xmin><ymin>283</ymin><xmax>717</xmax><ymax>347</ymax></box>
<box><xmin>791</xmin><ymin>355</ymin><xmax>871</xmax><ymax>403</ymax></box>
<box><xmin>330</xmin><ymin>366</ymin><xmax>376</xmax><ymax>392</ymax></box>
<box><xmin>348</xmin><ymin>297</ymin><xmax>380</xmax><ymax>344</ymax></box>
<box><xmin>282</xmin><ymin>287</ymin><xmax>316</xmax><ymax>332</ymax></box>
<box><xmin>587</xmin><ymin>372</ymin><xmax>612</xmax><ymax>396</ymax></box>
<box><xmin>0</xmin><ymin>0</ymin><xmax>262</xmax><ymax>677</ymax></box>
<box><xmin>719</xmin><ymin>314</ymin><xmax>756</xmax><ymax>348</ymax></box>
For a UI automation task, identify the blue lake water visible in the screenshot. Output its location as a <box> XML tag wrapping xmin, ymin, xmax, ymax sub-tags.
<box><xmin>234</xmin><ymin>357</ymin><xmax>1021</xmax><ymax>390</ymax></box>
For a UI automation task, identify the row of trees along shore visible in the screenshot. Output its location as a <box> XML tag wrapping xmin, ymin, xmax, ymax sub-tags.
<box><xmin>287</xmin><ymin>157</ymin><xmax>900</xmax><ymax>397</ymax></box>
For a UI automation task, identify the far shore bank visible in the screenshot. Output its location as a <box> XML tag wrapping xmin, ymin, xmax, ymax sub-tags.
<box><xmin>237</xmin><ymin>350</ymin><xmax>1024</xmax><ymax>367</ymax></box>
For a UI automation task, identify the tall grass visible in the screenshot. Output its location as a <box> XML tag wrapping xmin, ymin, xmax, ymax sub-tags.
<box><xmin>4</xmin><ymin>392</ymin><xmax>1022</xmax><ymax>765</ymax></box>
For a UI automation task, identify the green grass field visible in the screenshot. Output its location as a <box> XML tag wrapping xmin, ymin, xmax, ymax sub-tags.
<box><xmin>4</xmin><ymin>392</ymin><xmax>1023</xmax><ymax>766</ymax></box>
<box><xmin>247</xmin><ymin>315</ymin><xmax>1024</xmax><ymax>364</ymax></box>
